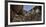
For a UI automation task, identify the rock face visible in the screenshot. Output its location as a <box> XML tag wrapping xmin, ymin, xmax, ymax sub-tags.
<box><xmin>31</xmin><ymin>6</ymin><xmax>41</xmax><ymax>21</ymax></box>
<box><xmin>10</xmin><ymin>5</ymin><xmax>41</xmax><ymax>22</ymax></box>
<box><xmin>10</xmin><ymin>5</ymin><xmax>24</xmax><ymax>22</ymax></box>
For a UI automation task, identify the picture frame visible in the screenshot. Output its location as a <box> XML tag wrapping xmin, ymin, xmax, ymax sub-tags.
<box><xmin>5</xmin><ymin>1</ymin><xmax>45</xmax><ymax>26</ymax></box>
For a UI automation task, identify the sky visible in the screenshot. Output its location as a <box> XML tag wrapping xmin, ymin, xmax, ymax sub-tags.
<box><xmin>23</xmin><ymin>5</ymin><xmax>33</xmax><ymax>11</ymax></box>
